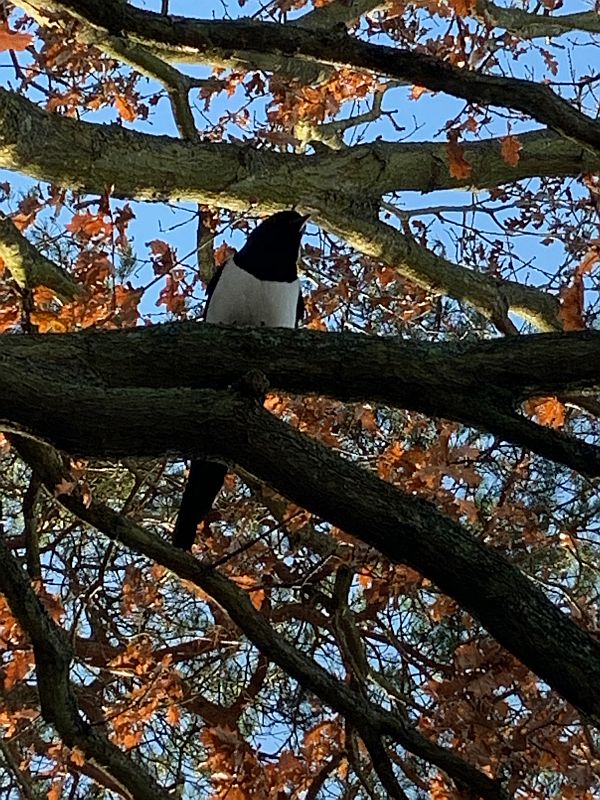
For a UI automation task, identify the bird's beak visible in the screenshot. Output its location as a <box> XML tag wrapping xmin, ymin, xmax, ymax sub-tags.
<box><xmin>299</xmin><ymin>213</ymin><xmax>310</xmax><ymax>230</ymax></box>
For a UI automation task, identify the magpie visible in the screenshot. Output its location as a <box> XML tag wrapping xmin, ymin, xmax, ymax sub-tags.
<box><xmin>173</xmin><ymin>210</ymin><xmax>308</xmax><ymax>550</ymax></box>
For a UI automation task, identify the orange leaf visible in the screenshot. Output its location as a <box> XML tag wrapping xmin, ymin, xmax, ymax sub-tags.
<box><xmin>214</xmin><ymin>242</ymin><xmax>234</xmax><ymax>266</ymax></box>
<box><xmin>500</xmin><ymin>135</ymin><xmax>522</xmax><ymax>167</ymax></box>
<box><xmin>526</xmin><ymin>396</ymin><xmax>566</xmax><ymax>428</ymax></box>
<box><xmin>575</xmin><ymin>246</ymin><xmax>600</xmax><ymax>278</ymax></box>
<box><xmin>446</xmin><ymin>134</ymin><xmax>472</xmax><ymax>180</ymax></box>
<box><xmin>0</xmin><ymin>304</ymin><xmax>20</xmax><ymax>333</ymax></box>
<box><xmin>66</xmin><ymin>212</ymin><xmax>111</xmax><ymax>239</ymax></box>
<box><xmin>410</xmin><ymin>85</ymin><xmax>427</xmax><ymax>100</ymax></box>
<box><xmin>47</xmin><ymin>782</ymin><xmax>63</xmax><ymax>800</ymax></box>
<box><xmin>558</xmin><ymin>279</ymin><xmax>585</xmax><ymax>331</ymax></box>
<box><xmin>0</xmin><ymin>23</ymin><xmax>33</xmax><ymax>52</ymax></box>
<box><xmin>29</xmin><ymin>310</ymin><xmax>69</xmax><ymax>333</ymax></box>
<box><xmin>70</xmin><ymin>747</ymin><xmax>86</xmax><ymax>767</ymax></box>
<box><xmin>4</xmin><ymin>650</ymin><xmax>34</xmax><ymax>689</ymax></box>
<box><xmin>114</xmin><ymin>94</ymin><xmax>137</xmax><ymax>122</ymax></box>
<box><xmin>249</xmin><ymin>588</ymin><xmax>265</xmax><ymax>610</ymax></box>
<box><xmin>54</xmin><ymin>478</ymin><xmax>77</xmax><ymax>497</ymax></box>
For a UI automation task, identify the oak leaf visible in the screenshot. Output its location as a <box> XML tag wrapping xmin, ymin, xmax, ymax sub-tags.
<box><xmin>500</xmin><ymin>135</ymin><xmax>522</xmax><ymax>167</ymax></box>
<box><xmin>410</xmin><ymin>85</ymin><xmax>427</xmax><ymax>100</ymax></box>
<box><xmin>446</xmin><ymin>133</ymin><xmax>472</xmax><ymax>179</ymax></box>
<box><xmin>0</xmin><ymin>24</ymin><xmax>33</xmax><ymax>52</ymax></box>
<box><xmin>558</xmin><ymin>279</ymin><xmax>585</xmax><ymax>331</ymax></box>
<box><xmin>4</xmin><ymin>650</ymin><xmax>34</xmax><ymax>689</ymax></box>
<box><xmin>54</xmin><ymin>478</ymin><xmax>77</xmax><ymax>496</ymax></box>
<box><xmin>114</xmin><ymin>94</ymin><xmax>137</xmax><ymax>122</ymax></box>
<box><xmin>526</xmin><ymin>396</ymin><xmax>566</xmax><ymax>428</ymax></box>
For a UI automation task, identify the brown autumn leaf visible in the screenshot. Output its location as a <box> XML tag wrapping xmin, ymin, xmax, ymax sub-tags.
<box><xmin>0</xmin><ymin>23</ymin><xmax>33</xmax><ymax>52</ymax></box>
<box><xmin>500</xmin><ymin>134</ymin><xmax>522</xmax><ymax>167</ymax></box>
<box><xmin>446</xmin><ymin>132</ymin><xmax>472</xmax><ymax>179</ymax></box>
<box><xmin>47</xmin><ymin>782</ymin><xmax>63</xmax><ymax>800</ymax></box>
<box><xmin>54</xmin><ymin>478</ymin><xmax>77</xmax><ymax>497</ymax></box>
<box><xmin>33</xmin><ymin>285</ymin><xmax>59</xmax><ymax>305</ymax></box>
<box><xmin>214</xmin><ymin>242</ymin><xmax>235</xmax><ymax>266</ymax></box>
<box><xmin>114</xmin><ymin>94</ymin><xmax>137</xmax><ymax>122</ymax></box>
<box><xmin>114</xmin><ymin>284</ymin><xmax>142</xmax><ymax>326</ymax></box>
<box><xmin>354</xmin><ymin>405</ymin><xmax>378</xmax><ymax>431</ymax></box>
<box><xmin>66</xmin><ymin>211</ymin><xmax>111</xmax><ymax>239</ymax></box>
<box><xmin>575</xmin><ymin>245</ymin><xmax>600</xmax><ymax>277</ymax></box>
<box><xmin>410</xmin><ymin>85</ymin><xmax>427</xmax><ymax>100</ymax></box>
<box><xmin>525</xmin><ymin>396</ymin><xmax>566</xmax><ymax>428</ymax></box>
<box><xmin>558</xmin><ymin>279</ymin><xmax>585</xmax><ymax>331</ymax></box>
<box><xmin>4</xmin><ymin>650</ymin><xmax>34</xmax><ymax>689</ymax></box>
<box><xmin>429</xmin><ymin>595</ymin><xmax>458</xmax><ymax>622</ymax></box>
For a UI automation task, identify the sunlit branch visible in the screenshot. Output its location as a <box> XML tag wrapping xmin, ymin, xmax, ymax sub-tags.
<box><xmin>0</xmin><ymin>89</ymin><xmax>574</xmax><ymax>330</ymax></box>
<box><xmin>21</xmin><ymin>0</ymin><xmax>600</xmax><ymax>155</ymax></box>
<box><xmin>474</xmin><ymin>1</ymin><xmax>600</xmax><ymax>39</ymax></box>
<box><xmin>295</xmin><ymin>89</ymin><xmax>386</xmax><ymax>151</ymax></box>
<box><xmin>0</xmin><ymin>216</ymin><xmax>82</xmax><ymax>300</ymax></box>
<box><xmin>19</xmin><ymin>0</ymin><xmax>331</xmax><ymax>85</ymax></box>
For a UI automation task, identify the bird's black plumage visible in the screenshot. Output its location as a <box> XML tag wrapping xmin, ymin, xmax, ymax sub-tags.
<box><xmin>172</xmin><ymin>211</ymin><xmax>307</xmax><ymax>550</ymax></box>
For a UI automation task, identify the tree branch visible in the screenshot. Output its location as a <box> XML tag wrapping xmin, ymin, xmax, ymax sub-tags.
<box><xmin>0</xmin><ymin>216</ymin><xmax>82</xmax><ymax>300</ymax></box>
<box><xmin>3</xmin><ymin>369</ymin><xmax>600</xmax><ymax>724</ymax></box>
<box><xmin>0</xmin><ymin>325</ymin><xmax>598</xmax><ymax>472</ymax></box>
<box><xmin>23</xmin><ymin>0</ymin><xmax>600</xmax><ymax>155</ymax></box>
<box><xmin>19</xmin><ymin>0</ymin><xmax>331</xmax><ymax>85</ymax></box>
<box><xmin>11</xmin><ymin>436</ymin><xmax>507</xmax><ymax>800</ymax></box>
<box><xmin>0</xmin><ymin>89</ymin><xmax>575</xmax><ymax>330</ymax></box>
<box><xmin>0</xmin><ymin>533</ymin><xmax>172</xmax><ymax>800</ymax></box>
<box><xmin>474</xmin><ymin>1</ymin><xmax>600</xmax><ymax>39</ymax></box>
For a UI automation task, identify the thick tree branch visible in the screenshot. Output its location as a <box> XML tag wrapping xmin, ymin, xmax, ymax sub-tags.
<box><xmin>294</xmin><ymin>0</ymin><xmax>387</xmax><ymax>30</ymax></box>
<box><xmin>0</xmin><ymin>325</ymin><xmax>598</xmax><ymax>474</ymax></box>
<box><xmin>6</xmin><ymin>384</ymin><xmax>600</xmax><ymax>726</ymax></box>
<box><xmin>22</xmin><ymin>0</ymin><xmax>600</xmax><ymax>154</ymax></box>
<box><xmin>0</xmin><ymin>89</ymin><xmax>575</xmax><ymax>330</ymax></box>
<box><xmin>475</xmin><ymin>1</ymin><xmax>600</xmax><ymax>39</ymax></box>
<box><xmin>0</xmin><ymin>216</ymin><xmax>82</xmax><ymax>299</ymax></box>
<box><xmin>19</xmin><ymin>0</ymin><xmax>331</xmax><ymax>85</ymax></box>
<box><xmin>11</xmin><ymin>436</ymin><xmax>507</xmax><ymax>800</ymax></box>
<box><xmin>0</xmin><ymin>534</ymin><xmax>172</xmax><ymax>800</ymax></box>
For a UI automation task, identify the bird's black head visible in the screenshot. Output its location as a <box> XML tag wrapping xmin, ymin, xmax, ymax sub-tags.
<box><xmin>234</xmin><ymin>210</ymin><xmax>308</xmax><ymax>282</ymax></box>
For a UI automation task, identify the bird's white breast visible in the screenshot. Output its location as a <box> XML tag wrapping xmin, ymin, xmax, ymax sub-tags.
<box><xmin>205</xmin><ymin>259</ymin><xmax>299</xmax><ymax>328</ymax></box>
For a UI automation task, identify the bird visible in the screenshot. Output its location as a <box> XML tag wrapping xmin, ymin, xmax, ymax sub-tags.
<box><xmin>173</xmin><ymin>210</ymin><xmax>308</xmax><ymax>550</ymax></box>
